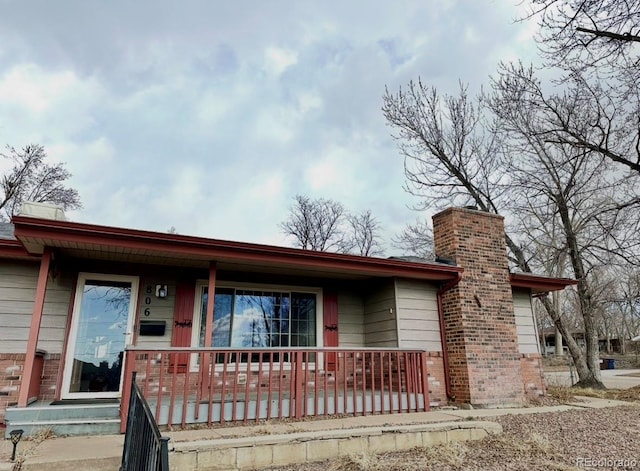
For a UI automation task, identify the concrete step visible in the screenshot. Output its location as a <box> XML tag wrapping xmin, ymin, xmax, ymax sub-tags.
<box><xmin>5</xmin><ymin>403</ymin><xmax>121</xmax><ymax>438</ymax></box>
<box><xmin>5</xmin><ymin>403</ymin><xmax>120</xmax><ymax>422</ymax></box>
<box><xmin>4</xmin><ymin>418</ymin><xmax>121</xmax><ymax>438</ymax></box>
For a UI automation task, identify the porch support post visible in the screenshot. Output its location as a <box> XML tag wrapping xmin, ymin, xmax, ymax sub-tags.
<box><xmin>204</xmin><ymin>262</ymin><xmax>217</xmax><ymax>347</ymax></box>
<box><xmin>18</xmin><ymin>247</ymin><xmax>52</xmax><ymax>407</ymax></box>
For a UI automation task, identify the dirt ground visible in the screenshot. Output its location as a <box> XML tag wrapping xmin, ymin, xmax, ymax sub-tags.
<box><xmin>267</xmin><ymin>387</ymin><xmax>640</xmax><ymax>471</ymax></box>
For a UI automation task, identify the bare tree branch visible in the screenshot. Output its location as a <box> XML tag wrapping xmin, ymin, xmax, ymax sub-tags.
<box><xmin>280</xmin><ymin>195</ymin><xmax>385</xmax><ymax>256</ymax></box>
<box><xmin>0</xmin><ymin>144</ymin><xmax>81</xmax><ymax>221</ymax></box>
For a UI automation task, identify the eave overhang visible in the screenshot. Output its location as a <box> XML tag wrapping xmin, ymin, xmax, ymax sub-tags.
<box><xmin>510</xmin><ymin>272</ymin><xmax>577</xmax><ymax>294</ymax></box>
<box><xmin>0</xmin><ymin>239</ymin><xmax>38</xmax><ymax>260</ymax></box>
<box><xmin>10</xmin><ymin>216</ymin><xmax>463</xmax><ymax>281</ymax></box>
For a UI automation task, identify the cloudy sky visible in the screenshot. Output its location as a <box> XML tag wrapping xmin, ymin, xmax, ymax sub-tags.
<box><xmin>0</xmin><ymin>0</ymin><xmax>539</xmax><ymax>253</ymax></box>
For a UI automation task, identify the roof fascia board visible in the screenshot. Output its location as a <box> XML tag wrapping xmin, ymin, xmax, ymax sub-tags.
<box><xmin>11</xmin><ymin>217</ymin><xmax>462</xmax><ymax>281</ymax></box>
<box><xmin>0</xmin><ymin>239</ymin><xmax>39</xmax><ymax>260</ymax></box>
<box><xmin>510</xmin><ymin>273</ymin><xmax>578</xmax><ymax>292</ymax></box>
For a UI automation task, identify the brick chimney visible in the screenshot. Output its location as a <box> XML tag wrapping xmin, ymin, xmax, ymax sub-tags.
<box><xmin>433</xmin><ymin>207</ymin><xmax>525</xmax><ymax>407</ymax></box>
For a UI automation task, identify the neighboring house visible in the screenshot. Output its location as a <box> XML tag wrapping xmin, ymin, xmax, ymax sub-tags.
<box><xmin>540</xmin><ymin>328</ymin><xmax>624</xmax><ymax>355</ymax></box>
<box><xmin>540</xmin><ymin>327</ymin><xmax>587</xmax><ymax>355</ymax></box>
<box><xmin>0</xmin><ymin>204</ymin><xmax>575</xmax><ymax>436</ymax></box>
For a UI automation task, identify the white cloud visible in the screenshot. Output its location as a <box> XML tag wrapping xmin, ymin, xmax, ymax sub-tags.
<box><xmin>0</xmin><ymin>0</ymin><xmax>542</xmax><ymax>251</ymax></box>
<box><xmin>305</xmin><ymin>157</ymin><xmax>338</xmax><ymax>192</ymax></box>
<box><xmin>264</xmin><ymin>47</ymin><xmax>298</xmax><ymax>76</ymax></box>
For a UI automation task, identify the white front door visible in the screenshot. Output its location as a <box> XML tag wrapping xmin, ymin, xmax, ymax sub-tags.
<box><xmin>62</xmin><ymin>273</ymin><xmax>139</xmax><ymax>399</ymax></box>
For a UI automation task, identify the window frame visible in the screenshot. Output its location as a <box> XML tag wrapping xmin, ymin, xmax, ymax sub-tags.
<box><xmin>190</xmin><ymin>281</ymin><xmax>324</xmax><ymax>370</ymax></box>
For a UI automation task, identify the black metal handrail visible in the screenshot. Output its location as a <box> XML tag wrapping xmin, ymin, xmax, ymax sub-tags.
<box><xmin>120</xmin><ymin>371</ymin><xmax>170</xmax><ymax>471</ymax></box>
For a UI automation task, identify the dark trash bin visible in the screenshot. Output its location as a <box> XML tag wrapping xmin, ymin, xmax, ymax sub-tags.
<box><xmin>600</xmin><ymin>358</ymin><xmax>615</xmax><ymax>370</ymax></box>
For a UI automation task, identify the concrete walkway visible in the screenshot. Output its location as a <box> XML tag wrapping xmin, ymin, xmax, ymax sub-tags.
<box><xmin>1</xmin><ymin>395</ymin><xmax>637</xmax><ymax>471</ymax></box>
<box><xmin>545</xmin><ymin>368</ymin><xmax>640</xmax><ymax>389</ymax></box>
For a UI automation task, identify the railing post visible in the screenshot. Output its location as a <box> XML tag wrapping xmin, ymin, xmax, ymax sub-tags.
<box><xmin>159</xmin><ymin>436</ymin><xmax>170</xmax><ymax>471</ymax></box>
<box><xmin>295</xmin><ymin>350</ymin><xmax>303</xmax><ymax>419</ymax></box>
<box><xmin>119</xmin><ymin>371</ymin><xmax>137</xmax><ymax>470</ymax></box>
<box><xmin>421</xmin><ymin>352</ymin><xmax>430</xmax><ymax>411</ymax></box>
<box><xmin>120</xmin><ymin>351</ymin><xmax>136</xmax><ymax>434</ymax></box>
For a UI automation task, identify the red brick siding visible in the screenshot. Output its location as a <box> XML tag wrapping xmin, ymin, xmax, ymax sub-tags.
<box><xmin>0</xmin><ymin>353</ymin><xmax>64</xmax><ymax>424</ymax></box>
<box><xmin>0</xmin><ymin>354</ymin><xmax>24</xmax><ymax>424</ymax></box>
<box><xmin>40</xmin><ymin>354</ymin><xmax>61</xmax><ymax>402</ymax></box>
<box><xmin>425</xmin><ymin>352</ymin><xmax>446</xmax><ymax>407</ymax></box>
<box><xmin>433</xmin><ymin>208</ymin><xmax>525</xmax><ymax>406</ymax></box>
<box><xmin>520</xmin><ymin>353</ymin><xmax>545</xmax><ymax>399</ymax></box>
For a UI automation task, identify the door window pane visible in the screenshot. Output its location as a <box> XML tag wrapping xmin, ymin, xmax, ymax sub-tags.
<box><xmin>69</xmin><ymin>280</ymin><xmax>132</xmax><ymax>393</ymax></box>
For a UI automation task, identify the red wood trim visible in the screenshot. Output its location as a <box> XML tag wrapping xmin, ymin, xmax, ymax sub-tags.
<box><xmin>204</xmin><ymin>262</ymin><xmax>216</xmax><ymax>348</ymax></box>
<box><xmin>323</xmin><ymin>291</ymin><xmax>339</xmax><ymax>372</ymax></box>
<box><xmin>18</xmin><ymin>247</ymin><xmax>52</xmax><ymax>407</ymax></box>
<box><xmin>119</xmin><ymin>353</ymin><xmax>136</xmax><ymax>433</ymax></box>
<box><xmin>510</xmin><ymin>273</ymin><xmax>577</xmax><ymax>293</ymax></box>
<box><xmin>0</xmin><ymin>241</ymin><xmax>37</xmax><ymax>259</ymax></box>
<box><xmin>169</xmin><ymin>281</ymin><xmax>196</xmax><ymax>372</ymax></box>
<box><xmin>12</xmin><ymin>216</ymin><xmax>462</xmax><ymax>281</ymax></box>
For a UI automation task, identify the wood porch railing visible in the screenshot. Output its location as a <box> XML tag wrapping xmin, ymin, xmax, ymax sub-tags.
<box><xmin>120</xmin><ymin>347</ymin><xmax>430</xmax><ymax>432</ymax></box>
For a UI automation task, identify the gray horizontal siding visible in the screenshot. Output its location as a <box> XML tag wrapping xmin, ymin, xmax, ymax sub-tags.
<box><xmin>395</xmin><ymin>279</ymin><xmax>441</xmax><ymax>351</ymax></box>
<box><xmin>135</xmin><ymin>278</ymin><xmax>176</xmax><ymax>349</ymax></box>
<box><xmin>0</xmin><ymin>260</ymin><xmax>73</xmax><ymax>354</ymax></box>
<box><xmin>337</xmin><ymin>290</ymin><xmax>364</xmax><ymax>348</ymax></box>
<box><xmin>364</xmin><ymin>281</ymin><xmax>397</xmax><ymax>347</ymax></box>
<box><xmin>513</xmin><ymin>288</ymin><xmax>539</xmax><ymax>354</ymax></box>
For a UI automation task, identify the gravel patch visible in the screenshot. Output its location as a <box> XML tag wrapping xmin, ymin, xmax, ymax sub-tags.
<box><xmin>266</xmin><ymin>405</ymin><xmax>640</xmax><ymax>470</ymax></box>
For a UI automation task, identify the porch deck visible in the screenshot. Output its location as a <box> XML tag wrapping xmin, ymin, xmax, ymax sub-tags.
<box><xmin>150</xmin><ymin>390</ymin><xmax>426</xmax><ymax>426</ymax></box>
<box><xmin>122</xmin><ymin>347</ymin><xmax>430</xmax><ymax>431</ymax></box>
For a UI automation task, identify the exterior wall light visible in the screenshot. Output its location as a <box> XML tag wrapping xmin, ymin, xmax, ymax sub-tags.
<box><xmin>155</xmin><ymin>285</ymin><xmax>168</xmax><ymax>298</ymax></box>
<box><xmin>10</xmin><ymin>429</ymin><xmax>24</xmax><ymax>461</ymax></box>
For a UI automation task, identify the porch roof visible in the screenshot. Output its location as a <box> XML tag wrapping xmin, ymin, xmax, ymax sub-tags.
<box><xmin>9</xmin><ymin>216</ymin><xmax>464</xmax><ymax>281</ymax></box>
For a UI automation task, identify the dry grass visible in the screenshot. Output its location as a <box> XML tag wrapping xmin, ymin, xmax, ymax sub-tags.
<box><xmin>24</xmin><ymin>427</ymin><xmax>56</xmax><ymax>442</ymax></box>
<box><xmin>493</xmin><ymin>431</ymin><xmax>555</xmax><ymax>458</ymax></box>
<box><xmin>414</xmin><ymin>441</ymin><xmax>467</xmax><ymax>467</ymax></box>
<box><xmin>546</xmin><ymin>385</ymin><xmax>580</xmax><ymax>402</ymax></box>
<box><xmin>547</xmin><ymin>384</ymin><xmax>640</xmax><ymax>403</ymax></box>
<box><xmin>328</xmin><ymin>452</ymin><xmax>378</xmax><ymax>471</ymax></box>
<box><xmin>323</xmin><ymin>441</ymin><xmax>469</xmax><ymax>471</ymax></box>
<box><xmin>8</xmin><ymin>427</ymin><xmax>57</xmax><ymax>470</ymax></box>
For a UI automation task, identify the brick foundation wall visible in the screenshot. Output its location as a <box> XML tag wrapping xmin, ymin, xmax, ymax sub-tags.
<box><xmin>0</xmin><ymin>354</ymin><xmax>25</xmax><ymax>425</ymax></box>
<box><xmin>425</xmin><ymin>352</ymin><xmax>446</xmax><ymax>407</ymax></box>
<box><xmin>433</xmin><ymin>208</ymin><xmax>525</xmax><ymax>407</ymax></box>
<box><xmin>0</xmin><ymin>353</ymin><xmax>63</xmax><ymax>425</ymax></box>
<box><xmin>40</xmin><ymin>354</ymin><xmax>62</xmax><ymax>402</ymax></box>
<box><xmin>520</xmin><ymin>353</ymin><xmax>545</xmax><ymax>399</ymax></box>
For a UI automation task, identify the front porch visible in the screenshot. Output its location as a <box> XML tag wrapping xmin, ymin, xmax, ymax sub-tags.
<box><xmin>121</xmin><ymin>347</ymin><xmax>430</xmax><ymax>431</ymax></box>
<box><xmin>5</xmin><ymin>347</ymin><xmax>430</xmax><ymax>436</ymax></box>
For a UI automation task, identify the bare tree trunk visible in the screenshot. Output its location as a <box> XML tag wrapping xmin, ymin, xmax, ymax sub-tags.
<box><xmin>555</xmin><ymin>327</ymin><xmax>564</xmax><ymax>356</ymax></box>
<box><xmin>557</xmin><ymin>199</ymin><xmax>604</xmax><ymax>388</ymax></box>
<box><xmin>506</xmin><ymin>232</ymin><xmax>604</xmax><ymax>388</ymax></box>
